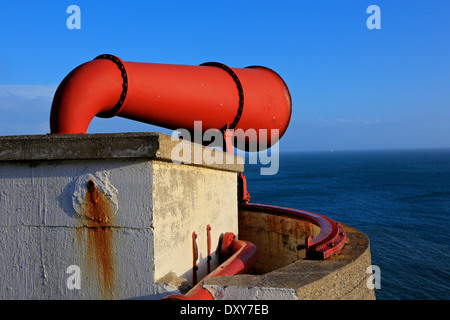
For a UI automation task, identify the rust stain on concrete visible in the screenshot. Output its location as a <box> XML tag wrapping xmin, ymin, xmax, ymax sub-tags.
<box><xmin>82</xmin><ymin>179</ymin><xmax>115</xmax><ymax>297</ymax></box>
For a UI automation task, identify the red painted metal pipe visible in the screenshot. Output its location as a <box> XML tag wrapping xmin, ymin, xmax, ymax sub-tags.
<box><xmin>163</xmin><ymin>233</ymin><xmax>258</xmax><ymax>300</ymax></box>
<box><xmin>50</xmin><ymin>54</ymin><xmax>292</xmax><ymax>151</ymax></box>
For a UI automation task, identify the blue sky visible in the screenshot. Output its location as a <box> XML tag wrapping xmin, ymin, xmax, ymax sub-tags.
<box><xmin>0</xmin><ymin>1</ymin><xmax>449</xmax><ymax>151</ymax></box>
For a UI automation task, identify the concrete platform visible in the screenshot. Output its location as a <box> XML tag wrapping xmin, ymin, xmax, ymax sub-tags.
<box><xmin>204</xmin><ymin>223</ymin><xmax>376</xmax><ymax>300</ymax></box>
<box><xmin>0</xmin><ymin>132</ymin><xmax>242</xmax><ymax>299</ymax></box>
<box><xmin>0</xmin><ymin>132</ymin><xmax>375</xmax><ymax>300</ymax></box>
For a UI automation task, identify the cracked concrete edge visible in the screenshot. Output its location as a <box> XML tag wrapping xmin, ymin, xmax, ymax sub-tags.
<box><xmin>203</xmin><ymin>283</ymin><xmax>299</xmax><ymax>300</ymax></box>
<box><xmin>156</xmin><ymin>272</ymin><xmax>191</xmax><ymax>294</ymax></box>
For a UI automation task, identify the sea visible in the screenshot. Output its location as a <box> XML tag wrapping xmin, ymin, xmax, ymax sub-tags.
<box><xmin>242</xmin><ymin>148</ymin><xmax>450</xmax><ymax>300</ymax></box>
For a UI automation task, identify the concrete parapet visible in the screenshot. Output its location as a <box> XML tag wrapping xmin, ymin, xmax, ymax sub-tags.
<box><xmin>204</xmin><ymin>221</ymin><xmax>376</xmax><ymax>300</ymax></box>
<box><xmin>0</xmin><ymin>132</ymin><xmax>242</xmax><ymax>299</ymax></box>
<box><xmin>0</xmin><ymin>132</ymin><xmax>243</xmax><ymax>173</ymax></box>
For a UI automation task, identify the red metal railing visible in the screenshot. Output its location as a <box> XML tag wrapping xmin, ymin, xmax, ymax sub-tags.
<box><xmin>237</xmin><ymin>172</ymin><xmax>346</xmax><ymax>260</ymax></box>
<box><xmin>239</xmin><ymin>202</ymin><xmax>346</xmax><ymax>260</ymax></box>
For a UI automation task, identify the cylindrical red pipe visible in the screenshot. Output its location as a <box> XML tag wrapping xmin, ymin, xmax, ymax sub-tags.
<box><xmin>163</xmin><ymin>233</ymin><xmax>258</xmax><ymax>300</ymax></box>
<box><xmin>50</xmin><ymin>54</ymin><xmax>291</xmax><ymax>151</ymax></box>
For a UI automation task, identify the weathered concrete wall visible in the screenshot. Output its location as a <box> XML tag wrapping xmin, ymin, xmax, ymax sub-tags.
<box><xmin>0</xmin><ymin>159</ymin><xmax>157</xmax><ymax>299</ymax></box>
<box><xmin>238</xmin><ymin>209</ymin><xmax>321</xmax><ymax>274</ymax></box>
<box><xmin>0</xmin><ymin>133</ymin><xmax>242</xmax><ymax>299</ymax></box>
<box><xmin>153</xmin><ymin>161</ymin><xmax>239</xmax><ymax>285</ymax></box>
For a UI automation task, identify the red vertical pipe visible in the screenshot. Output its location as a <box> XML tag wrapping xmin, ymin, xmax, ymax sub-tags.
<box><xmin>163</xmin><ymin>233</ymin><xmax>258</xmax><ymax>300</ymax></box>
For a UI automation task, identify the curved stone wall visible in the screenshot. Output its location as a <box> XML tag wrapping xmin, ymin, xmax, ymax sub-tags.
<box><xmin>204</xmin><ymin>208</ymin><xmax>376</xmax><ymax>300</ymax></box>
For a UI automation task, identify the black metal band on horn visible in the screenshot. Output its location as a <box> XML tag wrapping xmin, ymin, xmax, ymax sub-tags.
<box><xmin>200</xmin><ymin>62</ymin><xmax>244</xmax><ymax>130</ymax></box>
<box><xmin>94</xmin><ymin>54</ymin><xmax>128</xmax><ymax>118</ymax></box>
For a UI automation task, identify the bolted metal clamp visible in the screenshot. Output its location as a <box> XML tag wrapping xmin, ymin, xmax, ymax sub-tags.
<box><xmin>94</xmin><ymin>54</ymin><xmax>128</xmax><ymax>118</ymax></box>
